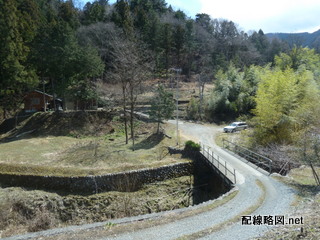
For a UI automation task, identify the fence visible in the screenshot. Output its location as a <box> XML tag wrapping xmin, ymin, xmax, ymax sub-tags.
<box><xmin>199</xmin><ymin>143</ymin><xmax>237</xmax><ymax>184</ymax></box>
<box><xmin>222</xmin><ymin>139</ymin><xmax>273</xmax><ymax>174</ymax></box>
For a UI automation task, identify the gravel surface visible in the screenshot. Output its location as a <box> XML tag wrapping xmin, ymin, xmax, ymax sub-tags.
<box><xmin>3</xmin><ymin>121</ymin><xmax>296</xmax><ymax>240</ymax></box>
<box><xmin>200</xmin><ymin>177</ymin><xmax>295</xmax><ymax>240</ymax></box>
<box><xmin>98</xmin><ymin>175</ymin><xmax>263</xmax><ymax>240</ymax></box>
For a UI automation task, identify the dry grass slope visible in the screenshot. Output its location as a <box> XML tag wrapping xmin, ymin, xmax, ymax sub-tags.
<box><xmin>0</xmin><ymin>112</ymin><xmax>189</xmax><ymax>176</ymax></box>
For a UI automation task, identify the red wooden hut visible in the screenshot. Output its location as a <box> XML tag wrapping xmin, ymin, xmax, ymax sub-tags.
<box><xmin>24</xmin><ymin>90</ymin><xmax>53</xmax><ymax>112</ymax></box>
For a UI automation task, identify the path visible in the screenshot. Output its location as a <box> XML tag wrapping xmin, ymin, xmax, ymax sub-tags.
<box><xmin>4</xmin><ymin>121</ymin><xmax>295</xmax><ymax>240</ymax></box>
<box><xmin>100</xmin><ymin>121</ymin><xmax>295</xmax><ymax>240</ymax></box>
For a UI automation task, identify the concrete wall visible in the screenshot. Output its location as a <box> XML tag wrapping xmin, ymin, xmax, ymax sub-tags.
<box><xmin>192</xmin><ymin>153</ymin><xmax>232</xmax><ymax>204</ymax></box>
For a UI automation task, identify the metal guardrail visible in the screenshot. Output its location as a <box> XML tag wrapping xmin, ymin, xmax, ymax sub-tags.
<box><xmin>222</xmin><ymin>139</ymin><xmax>273</xmax><ymax>174</ymax></box>
<box><xmin>199</xmin><ymin>143</ymin><xmax>236</xmax><ymax>184</ymax></box>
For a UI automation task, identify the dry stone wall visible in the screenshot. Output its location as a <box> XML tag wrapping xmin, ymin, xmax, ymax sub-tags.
<box><xmin>0</xmin><ymin>162</ymin><xmax>193</xmax><ymax>194</ymax></box>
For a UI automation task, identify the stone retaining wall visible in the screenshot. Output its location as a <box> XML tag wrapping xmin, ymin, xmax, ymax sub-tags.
<box><xmin>0</xmin><ymin>162</ymin><xmax>193</xmax><ymax>194</ymax></box>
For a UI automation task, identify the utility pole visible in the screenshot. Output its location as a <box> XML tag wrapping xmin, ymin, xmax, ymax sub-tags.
<box><xmin>170</xmin><ymin>68</ymin><xmax>182</xmax><ymax>146</ymax></box>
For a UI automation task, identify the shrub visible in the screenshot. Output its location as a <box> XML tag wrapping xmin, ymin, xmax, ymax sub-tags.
<box><xmin>186</xmin><ymin>97</ymin><xmax>199</xmax><ymax>120</ymax></box>
<box><xmin>27</xmin><ymin>209</ymin><xmax>55</xmax><ymax>232</ymax></box>
<box><xmin>184</xmin><ymin>140</ymin><xmax>201</xmax><ymax>152</ymax></box>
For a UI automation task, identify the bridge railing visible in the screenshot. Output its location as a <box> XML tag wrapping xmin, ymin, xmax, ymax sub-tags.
<box><xmin>199</xmin><ymin>142</ymin><xmax>236</xmax><ymax>184</ymax></box>
<box><xmin>222</xmin><ymin>139</ymin><xmax>273</xmax><ymax>174</ymax></box>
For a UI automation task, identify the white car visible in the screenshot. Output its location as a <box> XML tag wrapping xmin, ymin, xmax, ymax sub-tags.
<box><xmin>223</xmin><ymin>122</ymin><xmax>248</xmax><ymax>133</ymax></box>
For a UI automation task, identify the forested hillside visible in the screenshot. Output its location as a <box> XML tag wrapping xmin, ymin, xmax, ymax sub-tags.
<box><xmin>1</xmin><ymin>2</ymin><xmax>320</xmax><ymax>237</ymax></box>
<box><xmin>1</xmin><ymin>0</ymin><xmax>320</xmax><ymax>148</ymax></box>
<box><xmin>1</xmin><ymin>0</ymin><xmax>291</xmax><ymax>119</ymax></box>
<box><xmin>266</xmin><ymin>29</ymin><xmax>320</xmax><ymax>50</ymax></box>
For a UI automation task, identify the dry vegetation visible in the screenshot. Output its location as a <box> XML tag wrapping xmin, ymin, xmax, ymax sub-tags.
<box><xmin>0</xmin><ymin>176</ymin><xmax>192</xmax><ymax>238</ymax></box>
<box><xmin>0</xmin><ymin>111</ymin><xmax>190</xmax><ymax>177</ymax></box>
<box><xmin>23</xmin><ymin>190</ymin><xmax>239</xmax><ymax>240</ymax></box>
<box><xmin>216</xmin><ymin>129</ymin><xmax>320</xmax><ymax>240</ymax></box>
<box><xmin>0</xmin><ymin>79</ymin><xmax>213</xmax><ymax>238</ymax></box>
<box><xmin>216</xmin><ymin>129</ymin><xmax>303</xmax><ymax>174</ymax></box>
<box><xmin>0</xmin><ymin>109</ymin><xmax>195</xmax><ymax>238</ymax></box>
<box><xmin>255</xmin><ymin>166</ymin><xmax>320</xmax><ymax>240</ymax></box>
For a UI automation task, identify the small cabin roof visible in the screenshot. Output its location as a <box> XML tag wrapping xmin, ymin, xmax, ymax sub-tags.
<box><xmin>33</xmin><ymin>90</ymin><xmax>53</xmax><ymax>97</ymax></box>
<box><xmin>25</xmin><ymin>90</ymin><xmax>53</xmax><ymax>98</ymax></box>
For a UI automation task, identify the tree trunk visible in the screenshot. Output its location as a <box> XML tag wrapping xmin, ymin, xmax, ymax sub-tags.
<box><xmin>130</xmin><ymin>92</ymin><xmax>135</xmax><ymax>151</ymax></box>
<box><xmin>310</xmin><ymin>161</ymin><xmax>320</xmax><ymax>186</ymax></box>
<box><xmin>3</xmin><ymin>108</ymin><xmax>7</xmax><ymax>120</ymax></box>
<box><xmin>51</xmin><ymin>78</ymin><xmax>57</xmax><ymax>111</ymax></box>
<box><xmin>157</xmin><ymin>119</ymin><xmax>160</xmax><ymax>134</ymax></box>
<box><xmin>42</xmin><ymin>78</ymin><xmax>46</xmax><ymax>112</ymax></box>
<box><xmin>63</xmin><ymin>93</ymin><xmax>66</xmax><ymax>111</ymax></box>
<box><xmin>122</xmin><ymin>85</ymin><xmax>128</xmax><ymax>144</ymax></box>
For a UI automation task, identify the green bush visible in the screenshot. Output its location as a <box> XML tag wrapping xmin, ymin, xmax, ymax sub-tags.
<box><xmin>184</xmin><ymin>140</ymin><xmax>201</xmax><ymax>152</ymax></box>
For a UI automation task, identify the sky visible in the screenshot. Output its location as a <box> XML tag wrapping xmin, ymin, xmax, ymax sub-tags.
<box><xmin>78</xmin><ymin>0</ymin><xmax>320</xmax><ymax>33</ymax></box>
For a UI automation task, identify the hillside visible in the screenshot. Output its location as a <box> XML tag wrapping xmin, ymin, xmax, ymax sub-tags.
<box><xmin>0</xmin><ymin>111</ymin><xmax>189</xmax><ymax>177</ymax></box>
<box><xmin>266</xmin><ymin>29</ymin><xmax>320</xmax><ymax>48</ymax></box>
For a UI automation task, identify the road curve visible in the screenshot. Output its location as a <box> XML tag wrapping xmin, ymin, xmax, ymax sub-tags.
<box><xmin>4</xmin><ymin>121</ymin><xmax>295</xmax><ymax>240</ymax></box>
<box><xmin>100</xmin><ymin>121</ymin><xmax>295</xmax><ymax>240</ymax></box>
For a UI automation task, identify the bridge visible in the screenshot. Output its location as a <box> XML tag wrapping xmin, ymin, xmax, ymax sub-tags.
<box><xmin>3</xmin><ymin>121</ymin><xmax>295</xmax><ymax>240</ymax></box>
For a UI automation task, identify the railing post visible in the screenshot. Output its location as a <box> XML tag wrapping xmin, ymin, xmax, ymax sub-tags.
<box><xmin>269</xmin><ymin>161</ymin><xmax>272</xmax><ymax>175</ymax></box>
<box><xmin>225</xmin><ymin>161</ymin><xmax>227</xmax><ymax>175</ymax></box>
<box><xmin>201</xmin><ymin>142</ymin><xmax>238</xmax><ymax>184</ymax></box>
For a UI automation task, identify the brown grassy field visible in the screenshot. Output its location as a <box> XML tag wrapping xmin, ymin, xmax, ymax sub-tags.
<box><xmin>0</xmin><ymin>116</ymin><xmax>188</xmax><ymax>176</ymax></box>
<box><xmin>0</xmin><ymin>111</ymin><xmax>193</xmax><ymax>238</ymax></box>
<box><xmin>0</xmin><ymin>109</ymin><xmax>193</xmax><ymax>177</ymax></box>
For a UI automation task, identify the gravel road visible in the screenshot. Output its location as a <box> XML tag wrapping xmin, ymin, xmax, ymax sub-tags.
<box><xmin>4</xmin><ymin>121</ymin><xmax>295</xmax><ymax>240</ymax></box>
<box><xmin>100</xmin><ymin>121</ymin><xmax>294</xmax><ymax>240</ymax></box>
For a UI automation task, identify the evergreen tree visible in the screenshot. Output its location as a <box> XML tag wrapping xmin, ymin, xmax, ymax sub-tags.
<box><xmin>149</xmin><ymin>85</ymin><xmax>175</xmax><ymax>133</ymax></box>
<box><xmin>249</xmin><ymin>29</ymin><xmax>270</xmax><ymax>64</ymax></box>
<box><xmin>82</xmin><ymin>0</ymin><xmax>108</xmax><ymax>25</ymax></box>
<box><xmin>0</xmin><ymin>0</ymin><xmax>38</xmax><ymax>118</ymax></box>
<box><xmin>172</xmin><ymin>24</ymin><xmax>185</xmax><ymax>65</ymax></box>
<box><xmin>158</xmin><ymin>23</ymin><xmax>173</xmax><ymax>72</ymax></box>
<box><xmin>112</xmin><ymin>0</ymin><xmax>133</xmax><ymax>37</ymax></box>
<box><xmin>195</xmin><ymin>13</ymin><xmax>213</xmax><ymax>34</ymax></box>
<box><xmin>31</xmin><ymin>0</ymin><xmax>103</xmax><ymax>110</ymax></box>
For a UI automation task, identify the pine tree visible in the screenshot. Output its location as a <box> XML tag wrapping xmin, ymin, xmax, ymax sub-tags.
<box><xmin>149</xmin><ymin>85</ymin><xmax>175</xmax><ymax>134</ymax></box>
<box><xmin>112</xmin><ymin>0</ymin><xmax>133</xmax><ymax>37</ymax></box>
<box><xmin>0</xmin><ymin>0</ymin><xmax>38</xmax><ymax>118</ymax></box>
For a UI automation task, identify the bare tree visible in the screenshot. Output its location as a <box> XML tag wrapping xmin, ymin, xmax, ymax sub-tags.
<box><xmin>110</xmin><ymin>37</ymin><xmax>153</xmax><ymax>148</ymax></box>
<box><xmin>301</xmin><ymin>128</ymin><xmax>320</xmax><ymax>186</ymax></box>
<box><xmin>197</xmin><ymin>69</ymin><xmax>213</xmax><ymax>120</ymax></box>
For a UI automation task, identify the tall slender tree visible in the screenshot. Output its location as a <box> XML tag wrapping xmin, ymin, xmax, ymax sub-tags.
<box><xmin>150</xmin><ymin>85</ymin><xmax>175</xmax><ymax>133</ymax></box>
<box><xmin>112</xmin><ymin>0</ymin><xmax>134</xmax><ymax>37</ymax></box>
<box><xmin>0</xmin><ymin>0</ymin><xmax>38</xmax><ymax>118</ymax></box>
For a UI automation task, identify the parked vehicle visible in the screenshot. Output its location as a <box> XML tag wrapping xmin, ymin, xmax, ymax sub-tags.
<box><xmin>223</xmin><ymin>122</ymin><xmax>248</xmax><ymax>133</ymax></box>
